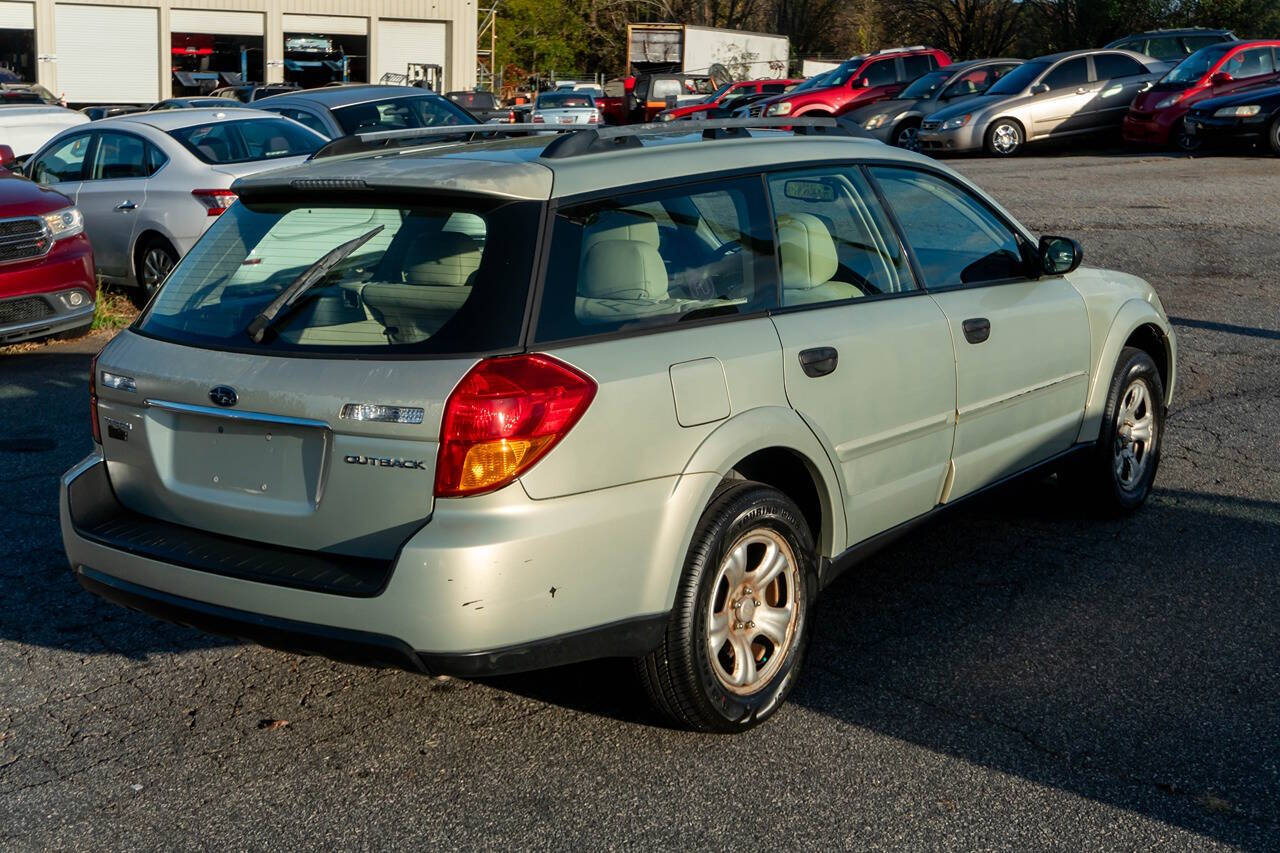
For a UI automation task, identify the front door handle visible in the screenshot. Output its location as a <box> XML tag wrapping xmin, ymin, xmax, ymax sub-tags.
<box><xmin>962</xmin><ymin>317</ymin><xmax>991</xmax><ymax>344</ymax></box>
<box><xmin>798</xmin><ymin>346</ymin><xmax>838</xmax><ymax>378</ymax></box>
<box><xmin>115</xmin><ymin>200</ymin><xmax>137</xmax><ymax>211</ymax></box>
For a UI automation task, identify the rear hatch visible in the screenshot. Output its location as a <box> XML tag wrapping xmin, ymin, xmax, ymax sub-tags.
<box><xmin>93</xmin><ymin>192</ymin><xmax>542</xmax><ymax>560</ymax></box>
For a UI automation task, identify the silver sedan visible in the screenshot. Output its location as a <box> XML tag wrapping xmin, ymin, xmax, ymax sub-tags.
<box><xmin>532</xmin><ymin>92</ymin><xmax>601</xmax><ymax>127</ymax></box>
<box><xmin>917</xmin><ymin>49</ymin><xmax>1166</xmax><ymax>156</ymax></box>
<box><xmin>23</xmin><ymin>108</ymin><xmax>324</xmax><ymax>298</ymax></box>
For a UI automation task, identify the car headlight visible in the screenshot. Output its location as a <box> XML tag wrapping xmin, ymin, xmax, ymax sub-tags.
<box><xmin>1153</xmin><ymin>94</ymin><xmax>1182</xmax><ymax>110</ymax></box>
<box><xmin>1214</xmin><ymin>104</ymin><xmax>1261</xmax><ymax>117</ymax></box>
<box><xmin>940</xmin><ymin>114</ymin><xmax>971</xmax><ymax>131</ymax></box>
<box><xmin>42</xmin><ymin>206</ymin><xmax>84</xmax><ymax>240</ymax></box>
<box><xmin>765</xmin><ymin>101</ymin><xmax>792</xmax><ymax>117</ymax></box>
<box><xmin>863</xmin><ymin>113</ymin><xmax>890</xmax><ymax>130</ymax></box>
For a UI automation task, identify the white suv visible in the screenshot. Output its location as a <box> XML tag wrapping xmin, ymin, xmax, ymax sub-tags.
<box><xmin>60</xmin><ymin>120</ymin><xmax>1175</xmax><ymax>731</ymax></box>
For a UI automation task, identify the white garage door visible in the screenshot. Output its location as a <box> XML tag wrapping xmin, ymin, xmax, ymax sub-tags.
<box><xmin>56</xmin><ymin>4</ymin><xmax>159</xmax><ymax>103</ymax></box>
<box><xmin>171</xmin><ymin>10</ymin><xmax>264</xmax><ymax>36</ymax></box>
<box><xmin>283</xmin><ymin>14</ymin><xmax>367</xmax><ymax>36</ymax></box>
<box><xmin>376</xmin><ymin>20</ymin><xmax>446</xmax><ymax>84</ymax></box>
<box><xmin>0</xmin><ymin>2</ymin><xmax>33</xmax><ymax>30</ymax></box>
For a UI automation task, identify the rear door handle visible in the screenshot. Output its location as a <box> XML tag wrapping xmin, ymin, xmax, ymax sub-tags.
<box><xmin>115</xmin><ymin>200</ymin><xmax>137</xmax><ymax>211</ymax></box>
<box><xmin>962</xmin><ymin>317</ymin><xmax>991</xmax><ymax>344</ymax></box>
<box><xmin>798</xmin><ymin>346</ymin><xmax>838</xmax><ymax>377</ymax></box>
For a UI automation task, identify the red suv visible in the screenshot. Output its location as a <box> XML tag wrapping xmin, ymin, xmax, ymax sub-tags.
<box><xmin>1125</xmin><ymin>40</ymin><xmax>1280</xmax><ymax>149</ymax></box>
<box><xmin>0</xmin><ymin>146</ymin><xmax>96</xmax><ymax>345</ymax></box>
<box><xmin>657</xmin><ymin>79</ymin><xmax>801</xmax><ymax>121</ymax></box>
<box><xmin>759</xmin><ymin>47</ymin><xmax>951</xmax><ymax>119</ymax></box>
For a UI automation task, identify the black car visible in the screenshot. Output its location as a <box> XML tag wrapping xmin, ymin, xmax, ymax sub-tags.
<box><xmin>80</xmin><ymin>104</ymin><xmax>146</xmax><ymax>121</ymax></box>
<box><xmin>445</xmin><ymin>90</ymin><xmax>512</xmax><ymax>123</ymax></box>
<box><xmin>843</xmin><ymin>58</ymin><xmax>1022</xmax><ymax>150</ymax></box>
<box><xmin>1183</xmin><ymin>83</ymin><xmax>1280</xmax><ymax>153</ymax></box>
<box><xmin>1105</xmin><ymin>28</ymin><xmax>1237</xmax><ymax>62</ymax></box>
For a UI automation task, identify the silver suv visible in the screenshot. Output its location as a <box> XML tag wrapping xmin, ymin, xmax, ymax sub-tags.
<box><xmin>60</xmin><ymin>120</ymin><xmax>1175</xmax><ymax>731</ymax></box>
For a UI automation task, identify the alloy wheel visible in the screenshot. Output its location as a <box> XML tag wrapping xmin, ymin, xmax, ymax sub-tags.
<box><xmin>895</xmin><ymin>125</ymin><xmax>920</xmax><ymax>151</ymax></box>
<box><xmin>141</xmin><ymin>246</ymin><xmax>175</xmax><ymax>291</ymax></box>
<box><xmin>1113</xmin><ymin>378</ymin><xmax>1156</xmax><ymax>491</ymax></box>
<box><xmin>705</xmin><ymin>528</ymin><xmax>800</xmax><ymax>695</ymax></box>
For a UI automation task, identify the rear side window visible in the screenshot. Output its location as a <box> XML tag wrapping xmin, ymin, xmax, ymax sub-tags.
<box><xmin>137</xmin><ymin>199</ymin><xmax>541</xmax><ymax>355</ymax></box>
<box><xmin>1144</xmin><ymin>37</ymin><xmax>1182</xmax><ymax>60</ymax></box>
<box><xmin>901</xmin><ymin>54</ymin><xmax>933</xmax><ymax>82</ymax></box>
<box><xmin>1183</xmin><ymin>35</ymin><xmax>1229</xmax><ymax>53</ymax></box>
<box><xmin>535</xmin><ymin>177</ymin><xmax>778</xmax><ymax>342</ymax></box>
<box><xmin>869</xmin><ymin>167</ymin><xmax>1028</xmax><ymax>289</ymax></box>
<box><xmin>169</xmin><ymin>118</ymin><xmax>324</xmax><ymax>164</ymax></box>
<box><xmin>88</xmin><ymin>132</ymin><xmax>159</xmax><ymax>180</ymax></box>
<box><xmin>332</xmin><ymin>95</ymin><xmax>473</xmax><ymax>135</ymax></box>
<box><xmin>1094</xmin><ymin>53</ymin><xmax>1146</xmax><ymax>79</ymax></box>
<box><xmin>274</xmin><ymin>107</ymin><xmax>330</xmax><ymax>137</ymax></box>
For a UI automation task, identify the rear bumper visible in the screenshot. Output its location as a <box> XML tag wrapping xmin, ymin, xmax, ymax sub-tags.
<box><xmin>61</xmin><ymin>454</ymin><xmax>710</xmax><ymax>675</ymax></box>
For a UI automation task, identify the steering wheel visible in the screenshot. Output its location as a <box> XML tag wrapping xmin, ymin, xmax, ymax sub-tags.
<box><xmin>709</xmin><ymin>240</ymin><xmax>744</xmax><ymax>262</ymax></box>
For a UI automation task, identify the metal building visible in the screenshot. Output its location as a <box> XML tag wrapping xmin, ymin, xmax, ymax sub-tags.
<box><xmin>0</xmin><ymin>0</ymin><xmax>475</xmax><ymax>103</ymax></box>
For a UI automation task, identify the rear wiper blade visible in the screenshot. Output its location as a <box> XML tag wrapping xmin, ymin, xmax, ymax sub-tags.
<box><xmin>245</xmin><ymin>225</ymin><xmax>384</xmax><ymax>343</ymax></box>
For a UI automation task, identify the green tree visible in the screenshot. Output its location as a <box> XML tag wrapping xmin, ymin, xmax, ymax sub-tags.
<box><xmin>496</xmin><ymin>0</ymin><xmax>589</xmax><ymax>78</ymax></box>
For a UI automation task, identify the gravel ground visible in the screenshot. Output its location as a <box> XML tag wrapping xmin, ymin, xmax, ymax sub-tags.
<box><xmin>1</xmin><ymin>150</ymin><xmax>1277</xmax><ymax>851</ymax></box>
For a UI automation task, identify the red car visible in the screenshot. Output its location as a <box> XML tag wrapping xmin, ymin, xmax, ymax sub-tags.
<box><xmin>1125</xmin><ymin>39</ymin><xmax>1280</xmax><ymax>149</ymax></box>
<box><xmin>0</xmin><ymin>145</ymin><xmax>96</xmax><ymax>346</ymax></box>
<box><xmin>756</xmin><ymin>46</ymin><xmax>951</xmax><ymax>119</ymax></box>
<box><xmin>657</xmin><ymin>79</ymin><xmax>802</xmax><ymax>121</ymax></box>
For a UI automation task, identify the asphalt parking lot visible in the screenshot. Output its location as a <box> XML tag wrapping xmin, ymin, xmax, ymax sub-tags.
<box><xmin>2</xmin><ymin>149</ymin><xmax>1278</xmax><ymax>850</ymax></box>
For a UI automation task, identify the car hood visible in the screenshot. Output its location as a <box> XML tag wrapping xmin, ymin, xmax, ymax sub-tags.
<box><xmin>1188</xmin><ymin>83</ymin><xmax>1280</xmax><ymax>112</ymax></box>
<box><xmin>1130</xmin><ymin>85</ymin><xmax>1191</xmax><ymax>111</ymax></box>
<box><xmin>0</xmin><ymin>173</ymin><xmax>74</xmax><ymax>216</ymax></box>
<box><xmin>848</xmin><ymin>98</ymin><xmax>918</xmax><ymax>122</ymax></box>
<box><xmin>929</xmin><ymin>94</ymin><xmax>1005</xmax><ymax>123</ymax></box>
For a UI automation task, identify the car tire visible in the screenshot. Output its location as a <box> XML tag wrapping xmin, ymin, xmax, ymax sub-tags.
<box><xmin>893</xmin><ymin>120</ymin><xmax>922</xmax><ymax>151</ymax></box>
<box><xmin>1171</xmin><ymin>127</ymin><xmax>1202</xmax><ymax>153</ymax></box>
<box><xmin>985</xmin><ymin>119</ymin><xmax>1023</xmax><ymax>156</ymax></box>
<box><xmin>638</xmin><ymin>480</ymin><xmax>816</xmax><ymax>732</ymax></box>
<box><xmin>134</xmin><ymin>237</ymin><xmax>178</xmax><ymax>306</ymax></box>
<box><xmin>1268</xmin><ymin>115</ymin><xmax>1280</xmax><ymax>156</ymax></box>
<box><xmin>1066</xmin><ymin>346</ymin><xmax>1165</xmax><ymax>516</ymax></box>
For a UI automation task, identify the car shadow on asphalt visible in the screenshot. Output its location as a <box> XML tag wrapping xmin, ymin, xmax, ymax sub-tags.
<box><xmin>488</xmin><ymin>479</ymin><xmax>1280</xmax><ymax>848</ymax></box>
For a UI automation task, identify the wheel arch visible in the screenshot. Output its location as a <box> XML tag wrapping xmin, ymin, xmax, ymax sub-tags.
<box><xmin>131</xmin><ymin>228</ymin><xmax>179</xmax><ymax>280</ymax></box>
<box><xmin>986</xmin><ymin>115</ymin><xmax>1026</xmax><ymax>147</ymax></box>
<box><xmin>1077</xmin><ymin>301</ymin><xmax>1176</xmax><ymax>443</ymax></box>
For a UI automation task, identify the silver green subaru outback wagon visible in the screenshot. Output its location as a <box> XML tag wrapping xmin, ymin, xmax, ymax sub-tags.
<box><xmin>60</xmin><ymin>120</ymin><xmax>1175</xmax><ymax>732</ymax></box>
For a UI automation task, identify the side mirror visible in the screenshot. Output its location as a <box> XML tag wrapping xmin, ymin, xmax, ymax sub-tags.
<box><xmin>1030</xmin><ymin>83</ymin><xmax>1050</xmax><ymax>95</ymax></box>
<box><xmin>0</xmin><ymin>144</ymin><xmax>14</xmax><ymax>168</ymax></box>
<box><xmin>1039</xmin><ymin>235</ymin><xmax>1083</xmax><ymax>276</ymax></box>
<box><xmin>1210</xmin><ymin>71</ymin><xmax>1232</xmax><ymax>86</ymax></box>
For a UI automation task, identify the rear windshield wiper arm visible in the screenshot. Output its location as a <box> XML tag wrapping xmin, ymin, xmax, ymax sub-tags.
<box><xmin>245</xmin><ymin>224</ymin><xmax>384</xmax><ymax>343</ymax></box>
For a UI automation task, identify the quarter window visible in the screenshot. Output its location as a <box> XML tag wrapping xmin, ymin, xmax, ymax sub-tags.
<box><xmin>535</xmin><ymin>177</ymin><xmax>777</xmax><ymax>341</ymax></box>
<box><xmin>869</xmin><ymin>167</ymin><xmax>1029</xmax><ymax>289</ymax></box>
<box><xmin>766</xmin><ymin>167</ymin><xmax>915</xmax><ymax>306</ymax></box>
<box><xmin>31</xmin><ymin>133</ymin><xmax>91</xmax><ymax>184</ymax></box>
<box><xmin>1043</xmin><ymin>58</ymin><xmax>1090</xmax><ymax>90</ymax></box>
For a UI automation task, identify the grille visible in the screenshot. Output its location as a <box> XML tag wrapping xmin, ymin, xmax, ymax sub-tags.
<box><xmin>0</xmin><ymin>217</ymin><xmax>51</xmax><ymax>264</ymax></box>
<box><xmin>0</xmin><ymin>295</ymin><xmax>53</xmax><ymax>325</ymax></box>
<box><xmin>748</xmin><ymin>104</ymin><xmax>765</xmax><ymax>117</ymax></box>
<box><xmin>921</xmin><ymin>119</ymin><xmax>941</xmax><ymax>131</ymax></box>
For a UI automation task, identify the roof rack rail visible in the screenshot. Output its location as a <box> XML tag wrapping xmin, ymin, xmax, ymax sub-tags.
<box><xmin>540</xmin><ymin>116</ymin><xmax>863</xmax><ymax>159</ymax></box>
<box><xmin>310</xmin><ymin>122</ymin><xmax>580</xmax><ymax>160</ymax></box>
<box><xmin>874</xmin><ymin>45</ymin><xmax>928</xmax><ymax>54</ymax></box>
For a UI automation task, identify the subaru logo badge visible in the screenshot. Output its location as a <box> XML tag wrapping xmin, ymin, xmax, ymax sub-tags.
<box><xmin>209</xmin><ymin>385</ymin><xmax>238</xmax><ymax>407</ymax></box>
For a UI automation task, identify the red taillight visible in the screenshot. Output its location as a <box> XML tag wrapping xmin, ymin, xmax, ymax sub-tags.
<box><xmin>434</xmin><ymin>354</ymin><xmax>596</xmax><ymax>498</ymax></box>
<box><xmin>532</xmin><ymin>113</ymin><xmax>545</xmax><ymax>123</ymax></box>
<box><xmin>89</xmin><ymin>351</ymin><xmax>101</xmax><ymax>444</ymax></box>
<box><xmin>192</xmin><ymin>188</ymin><xmax>237</xmax><ymax>216</ymax></box>
<box><xmin>507</xmin><ymin>110</ymin><xmax>516</xmax><ymax>123</ymax></box>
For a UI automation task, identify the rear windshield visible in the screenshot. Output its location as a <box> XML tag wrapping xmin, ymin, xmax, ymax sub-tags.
<box><xmin>137</xmin><ymin>199</ymin><xmax>540</xmax><ymax>356</ymax></box>
<box><xmin>450</xmin><ymin>92</ymin><xmax>497</xmax><ymax>110</ymax></box>
<box><xmin>169</xmin><ymin>118</ymin><xmax>325</xmax><ymax>163</ymax></box>
<box><xmin>536</xmin><ymin>93</ymin><xmax>595</xmax><ymax>108</ymax></box>
<box><xmin>331</xmin><ymin>95</ymin><xmax>474</xmax><ymax>135</ymax></box>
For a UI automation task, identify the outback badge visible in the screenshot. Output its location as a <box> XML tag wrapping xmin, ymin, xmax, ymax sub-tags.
<box><xmin>344</xmin><ymin>455</ymin><xmax>427</xmax><ymax>470</ymax></box>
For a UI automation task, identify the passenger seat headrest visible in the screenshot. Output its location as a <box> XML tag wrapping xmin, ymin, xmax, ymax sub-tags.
<box><xmin>403</xmin><ymin>232</ymin><xmax>482</xmax><ymax>286</ymax></box>
<box><xmin>777</xmin><ymin>212</ymin><xmax>838</xmax><ymax>289</ymax></box>
<box><xmin>582</xmin><ymin>209</ymin><xmax>660</xmax><ymax>252</ymax></box>
<box><xmin>580</xmin><ymin>239</ymin><xmax>668</xmax><ymax>301</ymax></box>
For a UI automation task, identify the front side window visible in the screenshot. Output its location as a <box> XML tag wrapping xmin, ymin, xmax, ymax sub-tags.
<box><xmin>89</xmin><ymin>132</ymin><xmax>149</xmax><ymax>180</ymax></box>
<box><xmin>869</xmin><ymin>167</ymin><xmax>1029</xmax><ymax>289</ymax></box>
<box><xmin>1222</xmin><ymin>46</ymin><xmax>1275</xmax><ymax>79</ymax></box>
<box><xmin>169</xmin><ymin>118</ymin><xmax>324</xmax><ymax>164</ymax></box>
<box><xmin>32</xmin><ymin>133</ymin><xmax>91</xmax><ymax>184</ymax></box>
<box><xmin>1043</xmin><ymin>58</ymin><xmax>1090</xmax><ymax>90</ymax></box>
<box><xmin>861</xmin><ymin>59</ymin><xmax>897</xmax><ymax>87</ymax></box>
<box><xmin>1144</xmin><ymin>37</ymin><xmax>1182</xmax><ymax>60</ymax></box>
<box><xmin>651</xmin><ymin>78</ymin><xmax>681</xmax><ymax>99</ymax></box>
<box><xmin>331</xmin><ymin>96</ymin><xmax>473</xmax><ymax>135</ymax></box>
<box><xmin>942</xmin><ymin>68</ymin><xmax>992</xmax><ymax>99</ymax></box>
<box><xmin>535</xmin><ymin>177</ymin><xmax>777</xmax><ymax>341</ymax></box>
<box><xmin>766</xmin><ymin>167</ymin><xmax>914</xmax><ymax>306</ymax></box>
<box><xmin>137</xmin><ymin>199</ymin><xmax>540</xmax><ymax>355</ymax></box>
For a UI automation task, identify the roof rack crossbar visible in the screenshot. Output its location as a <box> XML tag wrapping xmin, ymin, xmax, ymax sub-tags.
<box><xmin>310</xmin><ymin>122</ymin><xmax>581</xmax><ymax>160</ymax></box>
<box><xmin>540</xmin><ymin>116</ymin><xmax>861</xmax><ymax>159</ymax></box>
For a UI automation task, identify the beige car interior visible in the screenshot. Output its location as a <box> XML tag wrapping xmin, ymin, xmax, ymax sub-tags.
<box><xmin>775</xmin><ymin>212</ymin><xmax>863</xmax><ymax>306</ymax></box>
